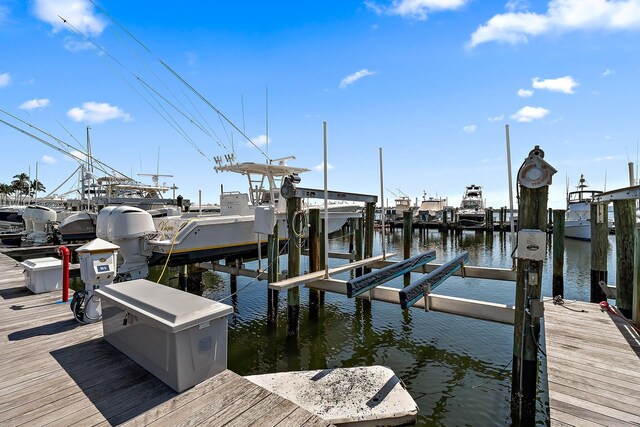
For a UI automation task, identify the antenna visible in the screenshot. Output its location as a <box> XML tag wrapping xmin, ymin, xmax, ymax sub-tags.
<box><xmin>266</xmin><ymin>86</ymin><xmax>269</xmax><ymax>158</ymax></box>
<box><xmin>241</xmin><ymin>94</ymin><xmax>246</xmax><ymax>134</ymax></box>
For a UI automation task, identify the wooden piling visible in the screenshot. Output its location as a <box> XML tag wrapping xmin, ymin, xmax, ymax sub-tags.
<box><xmin>179</xmin><ymin>264</ymin><xmax>187</xmax><ymax>291</ymax></box>
<box><xmin>500</xmin><ymin>207</ymin><xmax>506</xmax><ymax>231</ymax></box>
<box><xmin>364</xmin><ymin>202</ymin><xmax>375</xmax><ymax>274</ymax></box>
<box><xmin>552</xmin><ymin>209</ymin><xmax>565</xmax><ymax>297</ymax></box>
<box><xmin>229</xmin><ymin>260</ymin><xmax>238</xmax><ymax>295</ymax></box>
<box><xmin>186</xmin><ymin>263</ymin><xmax>205</xmax><ymax>295</ymax></box>
<box><xmin>319</xmin><ymin>218</ymin><xmax>326</xmax><ymax>305</ymax></box>
<box><xmin>403</xmin><ymin>210</ymin><xmax>412</xmax><ymax>286</ymax></box>
<box><xmin>354</xmin><ymin>217</ymin><xmax>363</xmax><ymax>277</ymax></box>
<box><xmin>590</xmin><ymin>203</ymin><xmax>608</xmax><ymax>303</ymax></box>
<box><xmin>634</xmin><ymin>225</ymin><xmax>640</xmax><ymax>324</ymax></box>
<box><xmin>286</xmin><ymin>197</ymin><xmax>302</xmax><ymax>336</ymax></box>
<box><xmin>309</xmin><ymin>209</ymin><xmax>321</xmax><ymax>318</ymax></box>
<box><xmin>547</xmin><ymin>208</ymin><xmax>553</xmax><ymax>232</ymax></box>
<box><xmin>267</xmin><ymin>222</ymin><xmax>279</xmax><ymax>325</ymax></box>
<box><xmin>614</xmin><ymin>199</ymin><xmax>636</xmax><ymax>318</ymax></box>
<box><xmin>511</xmin><ymin>173</ymin><xmax>549</xmax><ymax>424</ymax></box>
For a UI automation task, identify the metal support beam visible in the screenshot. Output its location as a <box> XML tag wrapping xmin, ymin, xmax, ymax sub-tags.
<box><xmin>399</xmin><ymin>252</ymin><xmax>469</xmax><ymax>309</ymax></box>
<box><xmin>288</xmin><ymin>186</ymin><xmax>377</xmax><ymax>204</ymax></box>
<box><xmin>346</xmin><ymin>251</ymin><xmax>436</xmax><ymax>298</ymax></box>
<box><xmin>592</xmin><ymin>184</ymin><xmax>640</xmax><ymax>203</ymax></box>
<box><xmin>268</xmin><ymin>253</ymin><xmax>395</xmax><ymax>291</ymax></box>
<box><xmin>306</xmin><ymin>279</ymin><xmax>515</xmax><ymax>324</ymax></box>
<box><xmin>369</xmin><ymin>260</ymin><xmax>516</xmax><ymax>282</ymax></box>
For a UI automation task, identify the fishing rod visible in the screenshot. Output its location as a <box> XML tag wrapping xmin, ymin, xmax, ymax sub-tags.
<box><xmin>57</xmin><ymin>16</ymin><xmax>216</xmax><ymax>162</ymax></box>
<box><xmin>0</xmin><ymin>116</ymin><xmax>133</xmax><ymax>180</ymax></box>
<box><xmin>86</xmin><ymin>0</ymin><xmax>272</xmax><ymax>163</ymax></box>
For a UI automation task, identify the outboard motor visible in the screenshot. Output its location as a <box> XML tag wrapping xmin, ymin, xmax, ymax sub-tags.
<box><xmin>71</xmin><ymin>238</ymin><xmax>119</xmax><ymax>323</ymax></box>
<box><xmin>22</xmin><ymin>206</ymin><xmax>57</xmax><ymax>244</ymax></box>
<box><xmin>96</xmin><ymin>206</ymin><xmax>156</xmax><ymax>280</ymax></box>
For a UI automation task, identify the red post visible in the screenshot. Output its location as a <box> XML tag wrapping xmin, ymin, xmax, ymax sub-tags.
<box><xmin>58</xmin><ymin>246</ymin><xmax>70</xmax><ymax>302</ymax></box>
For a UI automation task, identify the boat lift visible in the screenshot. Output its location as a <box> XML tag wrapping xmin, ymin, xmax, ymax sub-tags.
<box><xmin>268</xmin><ymin>251</ymin><xmax>515</xmax><ymax>324</ymax></box>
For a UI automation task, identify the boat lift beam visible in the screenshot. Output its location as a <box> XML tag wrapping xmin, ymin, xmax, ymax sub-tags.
<box><xmin>307</xmin><ymin>279</ymin><xmax>515</xmax><ymax>325</ymax></box>
<box><xmin>346</xmin><ymin>251</ymin><xmax>436</xmax><ymax>298</ymax></box>
<box><xmin>288</xmin><ymin>186</ymin><xmax>378</xmax><ymax>204</ymax></box>
<box><xmin>592</xmin><ymin>184</ymin><xmax>640</xmax><ymax>203</ymax></box>
<box><xmin>399</xmin><ymin>252</ymin><xmax>469</xmax><ymax>310</ymax></box>
<box><xmin>268</xmin><ymin>253</ymin><xmax>394</xmax><ymax>291</ymax></box>
<box><xmin>369</xmin><ymin>260</ymin><xmax>516</xmax><ymax>281</ymax></box>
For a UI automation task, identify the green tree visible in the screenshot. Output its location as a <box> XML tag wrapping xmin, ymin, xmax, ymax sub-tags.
<box><xmin>11</xmin><ymin>173</ymin><xmax>29</xmax><ymax>203</ymax></box>
<box><xmin>30</xmin><ymin>179</ymin><xmax>46</xmax><ymax>197</ymax></box>
<box><xmin>0</xmin><ymin>183</ymin><xmax>13</xmax><ymax>205</ymax></box>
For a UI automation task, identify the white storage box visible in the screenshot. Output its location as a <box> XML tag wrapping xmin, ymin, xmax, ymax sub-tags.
<box><xmin>21</xmin><ymin>257</ymin><xmax>62</xmax><ymax>294</ymax></box>
<box><xmin>96</xmin><ymin>279</ymin><xmax>233</xmax><ymax>392</ymax></box>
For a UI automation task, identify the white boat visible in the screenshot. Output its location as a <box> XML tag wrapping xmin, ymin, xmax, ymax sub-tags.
<box><xmin>96</xmin><ymin>158</ymin><xmax>361</xmax><ymax>275</ymax></box>
<box><xmin>456</xmin><ymin>184</ymin><xmax>486</xmax><ymax>227</ymax></box>
<box><xmin>417</xmin><ymin>193</ymin><xmax>447</xmax><ymax>222</ymax></box>
<box><xmin>564</xmin><ymin>174</ymin><xmax>612</xmax><ymax>241</ymax></box>
<box><xmin>147</xmin><ymin>159</ymin><xmax>359</xmax><ymax>264</ymax></box>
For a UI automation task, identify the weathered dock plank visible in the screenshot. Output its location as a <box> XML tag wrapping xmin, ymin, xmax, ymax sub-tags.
<box><xmin>0</xmin><ymin>253</ymin><xmax>333</xmax><ymax>426</ymax></box>
<box><xmin>544</xmin><ymin>300</ymin><xmax>640</xmax><ymax>427</ymax></box>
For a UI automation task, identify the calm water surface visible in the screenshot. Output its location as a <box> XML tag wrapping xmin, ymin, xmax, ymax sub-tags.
<box><xmin>150</xmin><ymin>229</ymin><xmax>618</xmax><ymax>426</ymax></box>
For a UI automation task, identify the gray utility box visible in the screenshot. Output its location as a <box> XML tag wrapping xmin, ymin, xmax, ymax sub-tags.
<box><xmin>21</xmin><ymin>257</ymin><xmax>62</xmax><ymax>294</ymax></box>
<box><xmin>96</xmin><ymin>279</ymin><xmax>233</xmax><ymax>392</ymax></box>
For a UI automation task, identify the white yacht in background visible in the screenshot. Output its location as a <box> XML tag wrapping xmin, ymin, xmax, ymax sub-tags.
<box><xmin>456</xmin><ymin>185</ymin><xmax>486</xmax><ymax>227</ymax></box>
<box><xmin>564</xmin><ymin>174</ymin><xmax>612</xmax><ymax>241</ymax></box>
<box><xmin>417</xmin><ymin>193</ymin><xmax>447</xmax><ymax>222</ymax></box>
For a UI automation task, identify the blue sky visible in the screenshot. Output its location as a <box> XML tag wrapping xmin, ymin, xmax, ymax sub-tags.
<box><xmin>1</xmin><ymin>0</ymin><xmax>639</xmax><ymax>209</ymax></box>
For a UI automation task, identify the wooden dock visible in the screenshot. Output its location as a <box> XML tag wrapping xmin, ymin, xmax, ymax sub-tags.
<box><xmin>544</xmin><ymin>299</ymin><xmax>640</xmax><ymax>426</ymax></box>
<box><xmin>0</xmin><ymin>253</ymin><xmax>332</xmax><ymax>426</ymax></box>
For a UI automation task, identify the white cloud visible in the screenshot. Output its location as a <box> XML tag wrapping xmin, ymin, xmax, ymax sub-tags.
<box><xmin>340</xmin><ymin>69</ymin><xmax>376</xmax><ymax>89</ymax></box>
<box><xmin>248</xmin><ymin>134</ymin><xmax>271</xmax><ymax>147</ymax></box>
<box><xmin>314</xmin><ymin>162</ymin><xmax>334</xmax><ymax>171</ymax></box>
<box><xmin>469</xmin><ymin>0</ymin><xmax>640</xmax><ymax>48</ymax></box>
<box><xmin>64</xmin><ymin>38</ymin><xmax>95</xmax><ymax>52</ymax></box>
<box><xmin>532</xmin><ymin>76</ymin><xmax>578</xmax><ymax>94</ymax></box>
<box><xmin>602</xmin><ymin>68</ymin><xmax>615</xmax><ymax>76</ymax></box>
<box><xmin>64</xmin><ymin>150</ymin><xmax>87</xmax><ymax>162</ymax></box>
<box><xmin>67</xmin><ymin>102</ymin><xmax>132</xmax><ymax>124</ymax></box>
<box><xmin>463</xmin><ymin>124</ymin><xmax>477</xmax><ymax>133</ymax></box>
<box><xmin>41</xmin><ymin>155</ymin><xmax>56</xmax><ymax>164</ymax></box>
<box><xmin>506</xmin><ymin>0</ymin><xmax>530</xmax><ymax>12</ymax></box>
<box><xmin>511</xmin><ymin>106</ymin><xmax>550</xmax><ymax>122</ymax></box>
<box><xmin>0</xmin><ymin>72</ymin><xmax>11</xmax><ymax>88</ymax></box>
<box><xmin>19</xmin><ymin>98</ymin><xmax>50</xmax><ymax>110</ymax></box>
<box><xmin>367</xmin><ymin>0</ymin><xmax>470</xmax><ymax>20</ymax></box>
<box><xmin>33</xmin><ymin>0</ymin><xmax>107</xmax><ymax>36</ymax></box>
<box><xmin>488</xmin><ymin>114</ymin><xmax>504</xmax><ymax>122</ymax></box>
<box><xmin>518</xmin><ymin>88</ymin><xmax>534</xmax><ymax>97</ymax></box>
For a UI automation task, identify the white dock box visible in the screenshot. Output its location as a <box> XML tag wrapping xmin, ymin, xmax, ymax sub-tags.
<box><xmin>96</xmin><ymin>279</ymin><xmax>233</xmax><ymax>392</ymax></box>
<box><xmin>21</xmin><ymin>257</ymin><xmax>62</xmax><ymax>294</ymax></box>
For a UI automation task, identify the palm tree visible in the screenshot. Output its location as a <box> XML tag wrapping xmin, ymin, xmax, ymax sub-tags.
<box><xmin>30</xmin><ymin>179</ymin><xmax>46</xmax><ymax>198</ymax></box>
<box><xmin>0</xmin><ymin>183</ymin><xmax>12</xmax><ymax>205</ymax></box>
<box><xmin>11</xmin><ymin>173</ymin><xmax>29</xmax><ymax>203</ymax></box>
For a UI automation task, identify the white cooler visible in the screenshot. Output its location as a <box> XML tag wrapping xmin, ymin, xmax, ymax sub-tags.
<box><xmin>96</xmin><ymin>279</ymin><xmax>233</xmax><ymax>392</ymax></box>
<box><xmin>21</xmin><ymin>257</ymin><xmax>62</xmax><ymax>294</ymax></box>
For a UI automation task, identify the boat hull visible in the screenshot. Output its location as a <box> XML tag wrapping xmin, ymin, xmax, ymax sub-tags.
<box><xmin>564</xmin><ymin>220</ymin><xmax>591</xmax><ymax>241</ymax></box>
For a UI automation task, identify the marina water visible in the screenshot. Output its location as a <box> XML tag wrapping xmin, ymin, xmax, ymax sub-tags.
<box><xmin>149</xmin><ymin>229</ymin><xmax>617</xmax><ymax>426</ymax></box>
